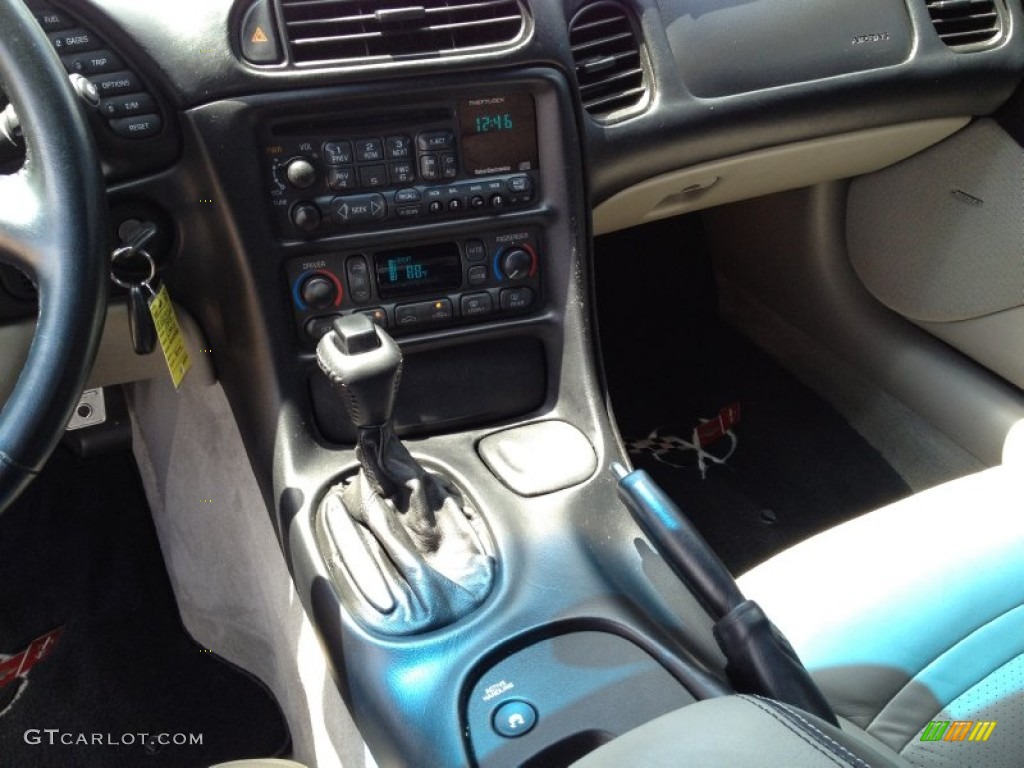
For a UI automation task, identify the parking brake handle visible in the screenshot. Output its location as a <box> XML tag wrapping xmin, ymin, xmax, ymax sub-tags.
<box><xmin>613</xmin><ymin>463</ymin><xmax>838</xmax><ymax>725</ymax></box>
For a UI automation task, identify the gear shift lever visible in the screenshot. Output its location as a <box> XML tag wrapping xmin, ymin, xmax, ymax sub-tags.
<box><xmin>315</xmin><ymin>314</ymin><xmax>495</xmax><ymax>635</ymax></box>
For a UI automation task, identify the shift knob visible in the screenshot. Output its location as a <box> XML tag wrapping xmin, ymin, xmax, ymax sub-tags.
<box><xmin>316</xmin><ymin>314</ymin><xmax>402</xmax><ymax>429</ymax></box>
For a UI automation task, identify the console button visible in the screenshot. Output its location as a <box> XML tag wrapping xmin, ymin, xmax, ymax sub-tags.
<box><xmin>91</xmin><ymin>70</ymin><xmax>142</xmax><ymax>97</ymax></box>
<box><xmin>396</xmin><ymin>205</ymin><xmax>422</xmax><ymax>219</ymax></box>
<box><xmin>417</xmin><ymin>131</ymin><xmax>454</xmax><ymax>150</ymax></box>
<box><xmin>386</xmin><ymin>135</ymin><xmax>413</xmax><ymax>159</ymax></box>
<box><xmin>421</xmin><ymin>299</ymin><xmax>453</xmax><ymax>322</ymax></box>
<box><xmin>395</xmin><ymin>304</ymin><xmax>422</xmax><ymax>328</ymax></box>
<box><xmin>464</xmin><ymin>240</ymin><xmax>486</xmax><ymax>262</ymax></box>
<box><xmin>357</xmin><ymin>307</ymin><xmax>388</xmax><ymax>328</ymax></box>
<box><xmin>467</xmin><ymin>266</ymin><xmax>488</xmax><ymax>287</ymax></box>
<box><xmin>108</xmin><ymin>113</ymin><xmax>162</xmax><ymax>139</ymax></box>
<box><xmin>355</xmin><ymin>138</ymin><xmax>384</xmax><ymax>163</ymax></box>
<box><xmin>63</xmin><ymin>49</ymin><xmax>123</xmax><ymax>75</ymax></box>
<box><xmin>324</xmin><ymin>141</ymin><xmax>353</xmax><ymax>165</ymax></box>
<box><xmin>419</xmin><ymin>154</ymin><xmax>439</xmax><ymax>181</ymax></box>
<box><xmin>346</xmin><ymin>256</ymin><xmax>372</xmax><ymax>303</ymax></box>
<box><xmin>100</xmin><ymin>92</ymin><xmax>156</xmax><ymax>118</ymax></box>
<box><xmin>395</xmin><ymin>188</ymin><xmax>421</xmax><ymax>204</ymax></box>
<box><xmin>331</xmin><ymin>194</ymin><xmax>387</xmax><ymax>224</ymax></box>
<box><xmin>395</xmin><ymin>299</ymin><xmax>453</xmax><ymax>328</ymax></box>
<box><xmin>327</xmin><ymin>167</ymin><xmax>356</xmax><ymax>191</ymax></box>
<box><xmin>49</xmin><ymin>28</ymin><xmax>102</xmax><ymax>55</ymax></box>
<box><xmin>461</xmin><ymin>293</ymin><xmax>494</xmax><ymax>318</ymax></box>
<box><xmin>390</xmin><ymin>162</ymin><xmax>415</xmax><ymax>184</ymax></box>
<box><xmin>492</xmin><ymin>700</ymin><xmax>537</xmax><ymax>738</ymax></box>
<box><xmin>240</xmin><ymin>0</ymin><xmax>282</xmax><ymax>64</ymax></box>
<box><xmin>500</xmin><ymin>287</ymin><xmax>535</xmax><ymax>312</ymax></box>
<box><xmin>359</xmin><ymin>164</ymin><xmax>388</xmax><ymax>188</ymax></box>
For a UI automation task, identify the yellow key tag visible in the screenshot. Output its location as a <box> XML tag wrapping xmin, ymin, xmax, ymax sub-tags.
<box><xmin>148</xmin><ymin>284</ymin><xmax>192</xmax><ymax>389</ymax></box>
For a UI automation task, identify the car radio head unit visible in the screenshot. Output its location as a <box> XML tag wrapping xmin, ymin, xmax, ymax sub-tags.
<box><xmin>263</xmin><ymin>92</ymin><xmax>540</xmax><ymax>238</ymax></box>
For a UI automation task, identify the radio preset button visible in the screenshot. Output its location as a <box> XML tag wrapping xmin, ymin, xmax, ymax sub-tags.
<box><xmin>324</xmin><ymin>141</ymin><xmax>353</xmax><ymax>165</ymax></box>
<box><xmin>327</xmin><ymin>167</ymin><xmax>356</xmax><ymax>191</ymax></box>
<box><xmin>390</xmin><ymin>162</ymin><xmax>415</xmax><ymax>184</ymax></box>
<box><xmin>359</xmin><ymin>164</ymin><xmax>387</xmax><ymax>188</ymax></box>
<box><xmin>500</xmin><ymin>287</ymin><xmax>535</xmax><ymax>312</ymax></box>
<box><xmin>386</xmin><ymin>135</ymin><xmax>413</xmax><ymax>159</ymax></box>
<box><xmin>355</xmin><ymin>139</ymin><xmax>384</xmax><ymax>163</ymax></box>
<box><xmin>461</xmin><ymin>293</ymin><xmax>494</xmax><ymax>318</ymax></box>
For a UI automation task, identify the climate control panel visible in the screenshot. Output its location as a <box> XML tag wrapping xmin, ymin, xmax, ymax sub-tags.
<box><xmin>286</xmin><ymin>229</ymin><xmax>543</xmax><ymax>343</ymax></box>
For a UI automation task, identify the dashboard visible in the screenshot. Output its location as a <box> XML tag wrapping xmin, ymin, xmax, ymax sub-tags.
<box><xmin>3</xmin><ymin>0</ymin><xmax>1024</xmax><ymax>766</ymax></box>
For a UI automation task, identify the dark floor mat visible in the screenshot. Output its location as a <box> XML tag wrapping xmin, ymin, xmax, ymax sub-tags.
<box><xmin>0</xmin><ymin>445</ymin><xmax>290</xmax><ymax>767</ymax></box>
<box><xmin>595</xmin><ymin>216</ymin><xmax>911</xmax><ymax>573</ymax></box>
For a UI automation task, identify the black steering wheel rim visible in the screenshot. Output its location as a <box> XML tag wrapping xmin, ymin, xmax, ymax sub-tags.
<box><xmin>0</xmin><ymin>0</ymin><xmax>108</xmax><ymax>511</ymax></box>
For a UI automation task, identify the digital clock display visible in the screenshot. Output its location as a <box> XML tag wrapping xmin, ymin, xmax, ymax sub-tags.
<box><xmin>459</xmin><ymin>93</ymin><xmax>539</xmax><ymax>176</ymax></box>
<box><xmin>374</xmin><ymin>243</ymin><xmax>462</xmax><ymax>300</ymax></box>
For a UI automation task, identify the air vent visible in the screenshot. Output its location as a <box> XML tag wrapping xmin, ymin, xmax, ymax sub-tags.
<box><xmin>280</xmin><ymin>0</ymin><xmax>527</xmax><ymax>65</ymax></box>
<box><xmin>570</xmin><ymin>1</ymin><xmax>648</xmax><ymax>119</ymax></box>
<box><xmin>926</xmin><ymin>0</ymin><xmax>1003</xmax><ymax>50</ymax></box>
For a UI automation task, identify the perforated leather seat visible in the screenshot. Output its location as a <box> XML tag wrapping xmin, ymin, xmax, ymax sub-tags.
<box><xmin>737</xmin><ymin>462</ymin><xmax>1024</xmax><ymax>766</ymax></box>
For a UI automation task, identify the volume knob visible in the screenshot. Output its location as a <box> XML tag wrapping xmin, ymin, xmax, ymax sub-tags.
<box><xmin>285</xmin><ymin>157</ymin><xmax>317</xmax><ymax>189</ymax></box>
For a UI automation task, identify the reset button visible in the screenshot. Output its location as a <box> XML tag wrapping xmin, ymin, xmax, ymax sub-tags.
<box><xmin>492</xmin><ymin>700</ymin><xmax>537</xmax><ymax>738</ymax></box>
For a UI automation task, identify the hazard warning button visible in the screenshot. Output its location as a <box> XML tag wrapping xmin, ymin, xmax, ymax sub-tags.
<box><xmin>240</xmin><ymin>0</ymin><xmax>282</xmax><ymax>64</ymax></box>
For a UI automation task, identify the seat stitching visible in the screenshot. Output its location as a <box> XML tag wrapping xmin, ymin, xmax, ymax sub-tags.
<box><xmin>863</xmin><ymin>602</ymin><xmax>1024</xmax><ymax>734</ymax></box>
<box><xmin>743</xmin><ymin>695</ymin><xmax>865</xmax><ymax>767</ymax></box>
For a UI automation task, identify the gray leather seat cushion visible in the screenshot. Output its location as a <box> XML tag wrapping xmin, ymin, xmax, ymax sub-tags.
<box><xmin>738</xmin><ymin>465</ymin><xmax>1024</xmax><ymax>765</ymax></box>
<box><xmin>570</xmin><ymin>694</ymin><xmax>910</xmax><ymax>767</ymax></box>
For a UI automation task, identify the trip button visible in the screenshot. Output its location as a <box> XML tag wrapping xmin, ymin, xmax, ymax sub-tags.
<box><xmin>500</xmin><ymin>287</ymin><xmax>535</xmax><ymax>312</ymax></box>
<box><xmin>462</xmin><ymin>292</ymin><xmax>493</xmax><ymax>317</ymax></box>
<box><xmin>34</xmin><ymin>7</ymin><xmax>74</xmax><ymax>31</ymax></box>
<box><xmin>304</xmin><ymin>314</ymin><xmax>343</xmax><ymax>342</ymax></box>
<box><xmin>63</xmin><ymin>49</ymin><xmax>123</xmax><ymax>75</ymax></box>
<box><xmin>493</xmin><ymin>700</ymin><xmax>537</xmax><ymax>738</ymax></box>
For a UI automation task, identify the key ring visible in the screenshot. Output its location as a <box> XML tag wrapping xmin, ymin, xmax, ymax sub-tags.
<box><xmin>110</xmin><ymin>246</ymin><xmax>156</xmax><ymax>290</ymax></box>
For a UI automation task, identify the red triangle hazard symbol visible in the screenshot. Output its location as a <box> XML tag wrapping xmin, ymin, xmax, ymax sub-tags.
<box><xmin>252</xmin><ymin>26</ymin><xmax>269</xmax><ymax>44</ymax></box>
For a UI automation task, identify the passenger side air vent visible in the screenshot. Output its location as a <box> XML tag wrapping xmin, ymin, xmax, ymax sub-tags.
<box><xmin>280</xmin><ymin>0</ymin><xmax>528</xmax><ymax>65</ymax></box>
<box><xmin>926</xmin><ymin>0</ymin><xmax>1003</xmax><ymax>50</ymax></box>
<box><xmin>569</xmin><ymin>1</ymin><xmax>648</xmax><ymax>120</ymax></box>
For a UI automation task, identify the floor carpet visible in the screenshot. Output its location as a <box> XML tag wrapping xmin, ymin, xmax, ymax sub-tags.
<box><xmin>0</xmin><ymin>445</ymin><xmax>290</xmax><ymax>767</ymax></box>
<box><xmin>595</xmin><ymin>216</ymin><xmax>911</xmax><ymax>573</ymax></box>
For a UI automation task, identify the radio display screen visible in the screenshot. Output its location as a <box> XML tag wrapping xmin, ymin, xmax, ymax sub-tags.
<box><xmin>374</xmin><ymin>243</ymin><xmax>462</xmax><ymax>300</ymax></box>
<box><xmin>458</xmin><ymin>93</ymin><xmax>539</xmax><ymax>176</ymax></box>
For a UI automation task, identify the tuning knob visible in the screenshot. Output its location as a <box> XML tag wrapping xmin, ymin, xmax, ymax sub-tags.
<box><xmin>499</xmin><ymin>247</ymin><xmax>534</xmax><ymax>281</ymax></box>
<box><xmin>285</xmin><ymin>157</ymin><xmax>317</xmax><ymax>189</ymax></box>
<box><xmin>291</xmin><ymin>202</ymin><xmax>321</xmax><ymax>231</ymax></box>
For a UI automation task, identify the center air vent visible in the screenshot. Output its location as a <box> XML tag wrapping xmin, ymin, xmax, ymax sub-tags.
<box><xmin>926</xmin><ymin>0</ymin><xmax>1003</xmax><ymax>50</ymax></box>
<box><xmin>280</xmin><ymin>0</ymin><xmax>527</xmax><ymax>65</ymax></box>
<box><xmin>569</xmin><ymin>2</ymin><xmax>648</xmax><ymax>120</ymax></box>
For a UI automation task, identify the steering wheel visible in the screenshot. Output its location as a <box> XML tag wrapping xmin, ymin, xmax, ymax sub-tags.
<box><xmin>0</xmin><ymin>0</ymin><xmax>108</xmax><ymax>512</ymax></box>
